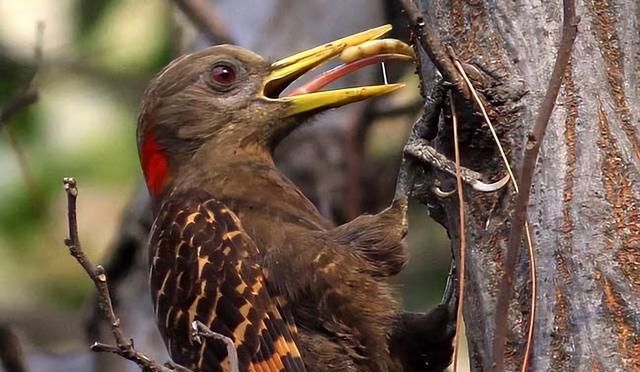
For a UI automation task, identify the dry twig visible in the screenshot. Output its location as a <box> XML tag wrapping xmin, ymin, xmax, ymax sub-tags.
<box><xmin>447</xmin><ymin>50</ymin><xmax>539</xmax><ymax>371</ymax></box>
<box><xmin>521</xmin><ymin>223</ymin><xmax>537</xmax><ymax>372</ymax></box>
<box><xmin>62</xmin><ymin>177</ymin><xmax>182</xmax><ymax>372</ymax></box>
<box><xmin>491</xmin><ymin>0</ymin><xmax>578</xmax><ymax>370</ymax></box>
<box><xmin>191</xmin><ymin>321</ymin><xmax>239</xmax><ymax>372</ymax></box>
<box><xmin>449</xmin><ymin>95</ymin><xmax>466</xmax><ymax>372</ymax></box>
<box><xmin>63</xmin><ymin>178</ymin><xmax>240</xmax><ymax>372</ymax></box>
<box><xmin>398</xmin><ymin>0</ymin><xmax>466</xmax><ymax>96</ymax></box>
<box><xmin>449</xmin><ymin>54</ymin><xmax>517</xmax><ymax>192</ymax></box>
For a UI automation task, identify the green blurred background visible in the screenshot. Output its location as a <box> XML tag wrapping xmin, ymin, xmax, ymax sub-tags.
<box><xmin>0</xmin><ymin>0</ymin><xmax>452</xmax><ymax>367</ymax></box>
<box><xmin>1</xmin><ymin>0</ymin><xmax>174</xmax><ymax>349</ymax></box>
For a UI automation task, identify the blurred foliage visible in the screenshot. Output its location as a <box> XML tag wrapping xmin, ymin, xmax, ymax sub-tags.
<box><xmin>76</xmin><ymin>0</ymin><xmax>114</xmax><ymax>37</ymax></box>
<box><xmin>0</xmin><ymin>56</ymin><xmax>35</xmax><ymax>101</ymax></box>
<box><xmin>0</xmin><ymin>0</ymin><xmax>173</xmax><ymax>314</ymax></box>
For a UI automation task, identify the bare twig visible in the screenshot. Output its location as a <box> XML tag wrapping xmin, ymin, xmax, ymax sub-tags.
<box><xmin>450</xmin><ymin>95</ymin><xmax>466</xmax><ymax>372</ymax></box>
<box><xmin>448</xmin><ymin>46</ymin><xmax>539</xmax><ymax>370</ymax></box>
<box><xmin>62</xmin><ymin>177</ymin><xmax>185</xmax><ymax>372</ymax></box>
<box><xmin>171</xmin><ymin>0</ymin><xmax>234</xmax><ymax>44</ymax></box>
<box><xmin>450</xmin><ymin>55</ymin><xmax>518</xmax><ymax>192</ymax></box>
<box><xmin>398</xmin><ymin>0</ymin><xmax>466</xmax><ymax>96</ymax></box>
<box><xmin>491</xmin><ymin>1</ymin><xmax>578</xmax><ymax>370</ymax></box>
<box><xmin>521</xmin><ymin>223</ymin><xmax>537</xmax><ymax>372</ymax></box>
<box><xmin>191</xmin><ymin>321</ymin><xmax>239</xmax><ymax>372</ymax></box>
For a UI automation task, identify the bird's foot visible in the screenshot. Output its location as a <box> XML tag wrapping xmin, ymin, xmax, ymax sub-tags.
<box><xmin>393</xmin><ymin>76</ymin><xmax>447</xmax><ymax>201</ymax></box>
<box><xmin>393</xmin><ymin>74</ymin><xmax>509</xmax><ymax>201</ymax></box>
<box><xmin>404</xmin><ymin>138</ymin><xmax>510</xmax><ymax>197</ymax></box>
<box><xmin>390</xmin><ymin>260</ymin><xmax>458</xmax><ymax>372</ymax></box>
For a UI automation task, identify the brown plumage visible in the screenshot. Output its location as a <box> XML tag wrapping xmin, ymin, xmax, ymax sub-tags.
<box><xmin>138</xmin><ymin>26</ymin><xmax>452</xmax><ymax>372</ymax></box>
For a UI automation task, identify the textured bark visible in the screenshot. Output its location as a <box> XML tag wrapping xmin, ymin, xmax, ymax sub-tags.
<box><xmin>412</xmin><ymin>0</ymin><xmax>640</xmax><ymax>371</ymax></box>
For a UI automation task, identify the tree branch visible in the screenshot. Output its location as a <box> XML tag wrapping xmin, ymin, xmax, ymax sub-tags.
<box><xmin>191</xmin><ymin>321</ymin><xmax>239</xmax><ymax>372</ymax></box>
<box><xmin>398</xmin><ymin>0</ymin><xmax>466</xmax><ymax>97</ymax></box>
<box><xmin>62</xmin><ymin>177</ymin><xmax>187</xmax><ymax>372</ymax></box>
<box><xmin>491</xmin><ymin>0</ymin><xmax>579</xmax><ymax>370</ymax></box>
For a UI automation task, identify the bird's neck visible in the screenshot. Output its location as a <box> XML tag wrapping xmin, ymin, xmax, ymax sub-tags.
<box><xmin>163</xmin><ymin>141</ymin><xmax>326</xmax><ymax>228</ymax></box>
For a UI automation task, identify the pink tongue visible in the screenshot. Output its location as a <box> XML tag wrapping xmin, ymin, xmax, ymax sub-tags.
<box><xmin>286</xmin><ymin>54</ymin><xmax>408</xmax><ymax>97</ymax></box>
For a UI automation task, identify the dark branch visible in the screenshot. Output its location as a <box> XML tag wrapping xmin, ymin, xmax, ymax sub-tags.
<box><xmin>491</xmin><ymin>0</ymin><xmax>579</xmax><ymax>370</ymax></box>
<box><xmin>398</xmin><ymin>0</ymin><xmax>466</xmax><ymax>97</ymax></box>
<box><xmin>62</xmin><ymin>177</ymin><xmax>186</xmax><ymax>372</ymax></box>
<box><xmin>171</xmin><ymin>0</ymin><xmax>234</xmax><ymax>44</ymax></box>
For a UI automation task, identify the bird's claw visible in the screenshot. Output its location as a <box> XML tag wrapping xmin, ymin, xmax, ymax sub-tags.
<box><xmin>471</xmin><ymin>174</ymin><xmax>510</xmax><ymax>193</ymax></box>
<box><xmin>404</xmin><ymin>138</ymin><xmax>510</xmax><ymax>197</ymax></box>
<box><xmin>432</xmin><ymin>185</ymin><xmax>456</xmax><ymax>198</ymax></box>
<box><xmin>431</xmin><ymin>174</ymin><xmax>509</xmax><ymax>198</ymax></box>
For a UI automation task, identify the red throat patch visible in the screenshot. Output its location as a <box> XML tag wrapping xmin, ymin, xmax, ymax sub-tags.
<box><xmin>141</xmin><ymin>132</ymin><xmax>169</xmax><ymax>196</ymax></box>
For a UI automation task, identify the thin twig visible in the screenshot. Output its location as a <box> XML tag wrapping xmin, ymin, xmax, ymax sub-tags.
<box><xmin>171</xmin><ymin>0</ymin><xmax>234</xmax><ymax>44</ymax></box>
<box><xmin>521</xmin><ymin>223</ymin><xmax>537</xmax><ymax>372</ymax></box>
<box><xmin>491</xmin><ymin>1</ymin><xmax>578</xmax><ymax>370</ymax></box>
<box><xmin>192</xmin><ymin>321</ymin><xmax>239</xmax><ymax>372</ymax></box>
<box><xmin>398</xmin><ymin>0</ymin><xmax>466</xmax><ymax>96</ymax></box>
<box><xmin>63</xmin><ymin>177</ymin><xmax>183</xmax><ymax>372</ymax></box>
<box><xmin>449</xmin><ymin>46</ymin><xmax>539</xmax><ymax>370</ymax></box>
<box><xmin>450</xmin><ymin>56</ymin><xmax>518</xmax><ymax>192</ymax></box>
<box><xmin>450</xmin><ymin>95</ymin><xmax>466</xmax><ymax>372</ymax></box>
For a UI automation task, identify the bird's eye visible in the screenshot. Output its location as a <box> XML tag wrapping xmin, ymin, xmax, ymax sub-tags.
<box><xmin>209</xmin><ymin>63</ymin><xmax>236</xmax><ymax>87</ymax></box>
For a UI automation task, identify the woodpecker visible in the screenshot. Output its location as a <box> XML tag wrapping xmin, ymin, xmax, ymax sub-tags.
<box><xmin>137</xmin><ymin>25</ymin><xmax>453</xmax><ymax>372</ymax></box>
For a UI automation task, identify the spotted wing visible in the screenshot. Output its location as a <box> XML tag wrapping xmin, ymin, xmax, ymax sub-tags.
<box><xmin>149</xmin><ymin>190</ymin><xmax>306</xmax><ymax>372</ymax></box>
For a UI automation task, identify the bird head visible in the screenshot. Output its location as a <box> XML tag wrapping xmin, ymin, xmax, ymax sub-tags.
<box><xmin>137</xmin><ymin>25</ymin><xmax>411</xmax><ymax>198</ymax></box>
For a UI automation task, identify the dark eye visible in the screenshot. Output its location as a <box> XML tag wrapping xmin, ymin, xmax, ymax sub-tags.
<box><xmin>210</xmin><ymin>63</ymin><xmax>236</xmax><ymax>87</ymax></box>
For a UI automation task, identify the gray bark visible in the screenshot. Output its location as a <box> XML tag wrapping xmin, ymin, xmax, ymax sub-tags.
<box><xmin>413</xmin><ymin>0</ymin><xmax>640</xmax><ymax>371</ymax></box>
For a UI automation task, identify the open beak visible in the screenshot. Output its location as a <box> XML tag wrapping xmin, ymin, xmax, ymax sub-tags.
<box><xmin>262</xmin><ymin>24</ymin><xmax>413</xmax><ymax>117</ymax></box>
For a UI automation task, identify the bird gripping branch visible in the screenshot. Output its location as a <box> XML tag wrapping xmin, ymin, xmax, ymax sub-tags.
<box><xmin>138</xmin><ymin>25</ymin><xmax>452</xmax><ymax>372</ymax></box>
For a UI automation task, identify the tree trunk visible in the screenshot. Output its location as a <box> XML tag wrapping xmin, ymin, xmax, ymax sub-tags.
<box><xmin>411</xmin><ymin>0</ymin><xmax>640</xmax><ymax>370</ymax></box>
